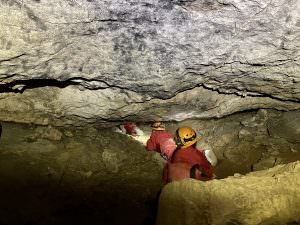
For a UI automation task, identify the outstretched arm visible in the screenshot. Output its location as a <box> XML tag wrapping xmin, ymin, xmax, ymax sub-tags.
<box><xmin>146</xmin><ymin>133</ymin><xmax>157</xmax><ymax>151</ymax></box>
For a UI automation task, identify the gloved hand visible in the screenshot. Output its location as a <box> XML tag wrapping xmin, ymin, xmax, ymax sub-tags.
<box><xmin>204</xmin><ymin>148</ymin><xmax>218</xmax><ymax>166</ymax></box>
<box><xmin>160</xmin><ymin>153</ymin><xmax>168</xmax><ymax>161</ymax></box>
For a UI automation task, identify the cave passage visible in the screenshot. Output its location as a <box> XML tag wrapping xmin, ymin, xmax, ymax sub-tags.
<box><xmin>0</xmin><ymin>109</ymin><xmax>299</xmax><ymax>225</ymax></box>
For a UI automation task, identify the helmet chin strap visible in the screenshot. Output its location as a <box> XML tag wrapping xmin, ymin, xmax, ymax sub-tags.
<box><xmin>175</xmin><ymin>129</ymin><xmax>183</xmax><ymax>147</ymax></box>
<box><xmin>175</xmin><ymin>138</ymin><xmax>183</xmax><ymax>147</ymax></box>
<box><xmin>183</xmin><ymin>134</ymin><xmax>196</xmax><ymax>143</ymax></box>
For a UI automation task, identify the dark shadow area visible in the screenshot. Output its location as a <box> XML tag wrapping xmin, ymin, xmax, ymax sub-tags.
<box><xmin>0</xmin><ymin>178</ymin><xmax>159</xmax><ymax>225</ymax></box>
<box><xmin>0</xmin><ymin>122</ymin><xmax>162</xmax><ymax>225</ymax></box>
<box><xmin>0</xmin><ymin>79</ymin><xmax>78</xmax><ymax>93</ymax></box>
<box><xmin>0</xmin><ymin>180</ymin><xmax>156</xmax><ymax>225</ymax></box>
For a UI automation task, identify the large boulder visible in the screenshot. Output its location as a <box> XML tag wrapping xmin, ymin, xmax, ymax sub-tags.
<box><xmin>157</xmin><ymin>161</ymin><xmax>300</xmax><ymax>225</ymax></box>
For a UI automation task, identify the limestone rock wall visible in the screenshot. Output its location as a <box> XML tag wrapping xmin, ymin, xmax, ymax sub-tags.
<box><xmin>0</xmin><ymin>0</ymin><xmax>299</xmax><ymax>124</ymax></box>
<box><xmin>0</xmin><ymin>86</ymin><xmax>299</xmax><ymax>126</ymax></box>
<box><xmin>156</xmin><ymin>161</ymin><xmax>300</xmax><ymax>225</ymax></box>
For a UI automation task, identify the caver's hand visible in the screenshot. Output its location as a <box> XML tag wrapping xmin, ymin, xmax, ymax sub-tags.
<box><xmin>160</xmin><ymin>153</ymin><xmax>168</xmax><ymax>161</ymax></box>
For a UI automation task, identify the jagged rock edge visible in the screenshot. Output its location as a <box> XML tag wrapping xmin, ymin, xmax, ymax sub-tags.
<box><xmin>1</xmin><ymin>76</ymin><xmax>299</xmax><ymax>106</ymax></box>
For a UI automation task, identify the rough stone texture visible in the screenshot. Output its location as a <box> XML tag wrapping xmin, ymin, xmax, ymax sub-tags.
<box><xmin>0</xmin><ymin>85</ymin><xmax>299</xmax><ymax>126</ymax></box>
<box><xmin>156</xmin><ymin>161</ymin><xmax>300</xmax><ymax>225</ymax></box>
<box><xmin>0</xmin><ymin>0</ymin><xmax>299</xmax><ymax>125</ymax></box>
<box><xmin>119</xmin><ymin>109</ymin><xmax>300</xmax><ymax>178</ymax></box>
<box><xmin>0</xmin><ymin>115</ymin><xmax>299</xmax><ymax>224</ymax></box>
<box><xmin>267</xmin><ymin>111</ymin><xmax>300</xmax><ymax>143</ymax></box>
<box><xmin>158</xmin><ymin>109</ymin><xmax>300</xmax><ymax>178</ymax></box>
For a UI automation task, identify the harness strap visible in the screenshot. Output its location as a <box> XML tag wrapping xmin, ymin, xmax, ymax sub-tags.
<box><xmin>170</xmin><ymin>146</ymin><xmax>181</xmax><ymax>162</ymax></box>
<box><xmin>190</xmin><ymin>164</ymin><xmax>207</xmax><ymax>178</ymax></box>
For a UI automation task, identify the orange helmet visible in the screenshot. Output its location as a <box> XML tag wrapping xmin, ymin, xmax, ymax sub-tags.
<box><xmin>175</xmin><ymin>127</ymin><xmax>199</xmax><ymax>148</ymax></box>
<box><xmin>151</xmin><ymin>121</ymin><xmax>165</xmax><ymax>131</ymax></box>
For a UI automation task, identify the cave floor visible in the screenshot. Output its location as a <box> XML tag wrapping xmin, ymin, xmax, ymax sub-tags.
<box><xmin>0</xmin><ymin>121</ymin><xmax>299</xmax><ymax>225</ymax></box>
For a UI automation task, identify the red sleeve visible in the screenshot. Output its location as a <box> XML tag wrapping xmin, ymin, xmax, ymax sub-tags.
<box><xmin>146</xmin><ymin>132</ymin><xmax>157</xmax><ymax>151</ymax></box>
<box><xmin>203</xmin><ymin>163</ymin><xmax>214</xmax><ymax>179</ymax></box>
<box><xmin>123</xmin><ymin>123</ymin><xmax>136</xmax><ymax>135</ymax></box>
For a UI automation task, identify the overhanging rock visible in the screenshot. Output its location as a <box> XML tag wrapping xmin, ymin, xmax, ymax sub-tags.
<box><xmin>0</xmin><ymin>86</ymin><xmax>299</xmax><ymax>126</ymax></box>
<box><xmin>0</xmin><ymin>0</ymin><xmax>299</xmax><ymax>124</ymax></box>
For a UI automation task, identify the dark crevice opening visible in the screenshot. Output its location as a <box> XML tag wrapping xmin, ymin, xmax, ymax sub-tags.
<box><xmin>1</xmin><ymin>78</ymin><xmax>299</xmax><ymax>105</ymax></box>
<box><xmin>0</xmin><ymin>79</ymin><xmax>78</xmax><ymax>93</ymax></box>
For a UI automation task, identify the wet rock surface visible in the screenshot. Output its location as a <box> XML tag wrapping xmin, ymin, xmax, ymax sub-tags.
<box><xmin>157</xmin><ymin>161</ymin><xmax>300</xmax><ymax>225</ymax></box>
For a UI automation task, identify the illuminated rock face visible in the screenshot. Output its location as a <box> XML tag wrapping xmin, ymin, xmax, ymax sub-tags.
<box><xmin>156</xmin><ymin>161</ymin><xmax>300</xmax><ymax>225</ymax></box>
<box><xmin>0</xmin><ymin>0</ymin><xmax>299</xmax><ymax>125</ymax></box>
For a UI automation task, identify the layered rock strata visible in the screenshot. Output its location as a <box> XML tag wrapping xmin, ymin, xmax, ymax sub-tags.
<box><xmin>0</xmin><ymin>0</ymin><xmax>299</xmax><ymax>125</ymax></box>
